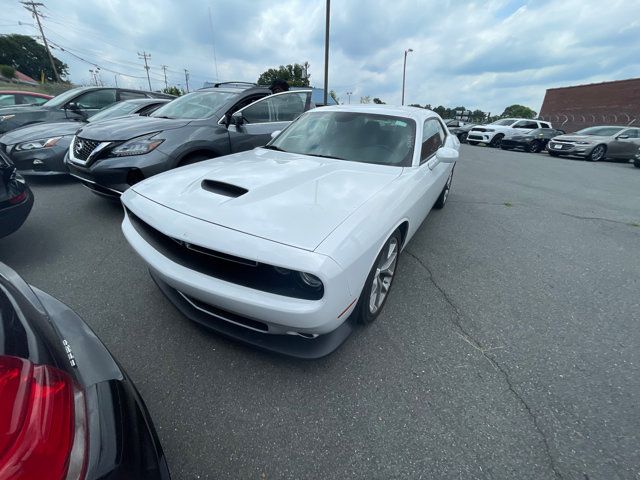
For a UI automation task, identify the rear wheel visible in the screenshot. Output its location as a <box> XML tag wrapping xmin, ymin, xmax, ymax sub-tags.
<box><xmin>355</xmin><ymin>230</ymin><xmax>402</xmax><ymax>325</ymax></box>
<box><xmin>490</xmin><ymin>134</ymin><xmax>504</xmax><ymax>148</ymax></box>
<box><xmin>634</xmin><ymin>158</ymin><xmax>640</xmax><ymax>168</ymax></box>
<box><xmin>587</xmin><ymin>144</ymin><xmax>606</xmax><ymax>162</ymax></box>
<box><xmin>527</xmin><ymin>140</ymin><xmax>542</xmax><ymax>153</ymax></box>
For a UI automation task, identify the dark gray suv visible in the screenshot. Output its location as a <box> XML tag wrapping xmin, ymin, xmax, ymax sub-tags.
<box><xmin>65</xmin><ymin>84</ymin><xmax>314</xmax><ymax>197</ymax></box>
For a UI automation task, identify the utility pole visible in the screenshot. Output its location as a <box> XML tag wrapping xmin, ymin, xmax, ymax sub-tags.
<box><xmin>21</xmin><ymin>1</ymin><xmax>60</xmax><ymax>82</ymax></box>
<box><xmin>113</xmin><ymin>74</ymin><xmax>118</xmax><ymax>87</ymax></box>
<box><xmin>138</xmin><ymin>51</ymin><xmax>152</xmax><ymax>90</ymax></box>
<box><xmin>161</xmin><ymin>65</ymin><xmax>168</xmax><ymax>90</ymax></box>
<box><xmin>323</xmin><ymin>0</ymin><xmax>330</xmax><ymax>106</ymax></box>
<box><xmin>184</xmin><ymin>69</ymin><xmax>190</xmax><ymax>93</ymax></box>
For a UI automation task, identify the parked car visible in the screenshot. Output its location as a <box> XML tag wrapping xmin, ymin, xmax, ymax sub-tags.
<box><xmin>120</xmin><ymin>105</ymin><xmax>459</xmax><ymax>358</ymax></box>
<box><xmin>448</xmin><ymin>123</ymin><xmax>477</xmax><ymax>143</ymax></box>
<box><xmin>500</xmin><ymin>127</ymin><xmax>565</xmax><ymax>153</ymax></box>
<box><xmin>0</xmin><ymin>262</ymin><xmax>171</xmax><ymax>479</ymax></box>
<box><xmin>0</xmin><ymin>90</ymin><xmax>52</xmax><ymax>107</ymax></box>
<box><xmin>0</xmin><ymin>98</ymin><xmax>170</xmax><ymax>176</ymax></box>
<box><xmin>0</xmin><ymin>148</ymin><xmax>33</xmax><ymax>238</ymax></box>
<box><xmin>0</xmin><ymin>86</ymin><xmax>173</xmax><ymax>134</ymax></box>
<box><xmin>547</xmin><ymin>126</ymin><xmax>640</xmax><ymax>162</ymax></box>
<box><xmin>467</xmin><ymin>118</ymin><xmax>553</xmax><ymax>147</ymax></box>
<box><xmin>444</xmin><ymin>119</ymin><xmax>470</xmax><ymax>128</ymax></box>
<box><xmin>635</xmin><ymin>148</ymin><xmax>640</xmax><ymax>168</ymax></box>
<box><xmin>65</xmin><ymin>84</ymin><xmax>314</xmax><ymax>197</ymax></box>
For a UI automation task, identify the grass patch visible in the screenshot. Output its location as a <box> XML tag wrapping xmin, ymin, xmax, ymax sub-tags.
<box><xmin>629</xmin><ymin>222</ymin><xmax>640</xmax><ymax>228</ymax></box>
<box><xmin>503</xmin><ymin>202</ymin><xmax>513</xmax><ymax>207</ymax></box>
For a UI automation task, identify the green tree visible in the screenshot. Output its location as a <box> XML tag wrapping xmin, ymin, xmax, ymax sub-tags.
<box><xmin>0</xmin><ymin>34</ymin><xmax>68</xmax><ymax>82</ymax></box>
<box><xmin>408</xmin><ymin>103</ymin><xmax>423</xmax><ymax>108</ymax></box>
<box><xmin>257</xmin><ymin>63</ymin><xmax>310</xmax><ymax>87</ymax></box>
<box><xmin>0</xmin><ymin>65</ymin><xmax>15</xmax><ymax>80</ymax></box>
<box><xmin>500</xmin><ymin>104</ymin><xmax>537</xmax><ymax>119</ymax></box>
<box><xmin>329</xmin><ymin>90</ymin><xmax>340</xmax><ymax>104</ymax></box>
<box><xmin>433</xmin><ymin>105</ymin><xmax>446</xmax><ymax>117</ymax></box>
<box><xmin>373</xmin><ymin>97</ymin><xmax>385</xmax><ymax>104</ymax></box>
<box><xmin>162</xmin><ymin>86</ymin><xmax>184</xmax><ymax>96</ymax></box>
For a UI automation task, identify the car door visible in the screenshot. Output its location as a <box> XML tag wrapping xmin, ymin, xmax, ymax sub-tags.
<box><xmin>608</xmin><ymin>128</ymin><xmax>640</xmax><ymax>158</ymax></box>
<box><xmin>227</xmin><ymin>90</ymin><xmax>312</xmax><ymax>153</ymax></box>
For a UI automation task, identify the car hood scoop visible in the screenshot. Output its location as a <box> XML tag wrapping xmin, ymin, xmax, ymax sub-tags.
<box><xmin>132</xmin><ymin>148</ymin><xmax>401</xmax><ymax>251</ymax></box>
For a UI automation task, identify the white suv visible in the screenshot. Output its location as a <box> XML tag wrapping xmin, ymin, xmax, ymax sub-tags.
<box><xmin>467</xmin><ymin>118</ymin><xmax>553</xmax><ymax>147</ymax></box>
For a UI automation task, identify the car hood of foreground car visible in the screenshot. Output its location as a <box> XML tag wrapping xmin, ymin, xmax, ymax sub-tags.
<box><xmin>0</xmin><ymin>120</ymin><xmax>85</xmax><ymax>145</ymax></box>
<box><xmin>129</xmin><ymin>148</ymin><xmax>403</xmax><ymax>251</ymax></box>
<box><xmin>76</xmin><ymin>115</ymin><xmax>191</xmax><ymax>141</ymax></box>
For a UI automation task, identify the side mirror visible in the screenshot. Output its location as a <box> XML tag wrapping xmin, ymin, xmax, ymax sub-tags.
<box><xmin>270</xmin><ymin>130</ymin><xmax>281</xmax><ymax>139</ymax></box>
<box><xmin>436</xmin><ymin>147</ymin><xmax>459</xmax><ymax>163</ymax></box>
<box><xmin>231</xmin><ymin>111</ymin><xmax>244</xmax><ymax>127</ymax></box>
<box><xmin>617</xmin><ymin>134</ymin><xmax>629</xmax><ymax>139</ymax></box>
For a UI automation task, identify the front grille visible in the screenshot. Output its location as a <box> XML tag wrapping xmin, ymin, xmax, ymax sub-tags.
<box><xmin>126</xmin><ymin>208</ymin><xmax>324</xmax><ymax>300</ymax></box>
<box><xmin>73</xmin><ymin>137</ymin><xmax>100</xmax><ymax>161</ymax></box>
<box><xmin>468</xmin><ymin>135</ymin><xmax>483</xmax><ymax>140</ymax></box>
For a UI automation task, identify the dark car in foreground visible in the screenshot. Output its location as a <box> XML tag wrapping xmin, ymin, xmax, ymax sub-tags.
<box><xmin>0</xmin><ymin>90</ymin><xmax>52</xmax><ymax>107</ymax></box>
<box><xmin>501</xmin><ymin>127</ymin><xmax>564</xmax><ymax>153</ymax></box>
<box><xmin>65</xmin><ymin>84</ymin><xmax>314</xmax><ymax>197</ymax></box>
<box><xmin>0</xmin><ymin>148</ymin><xmax>33</xmax><ymax>238</ymax></box>
<box><xmin>0</xmin><ymin>86</ymin><xmax>173</xmax><ymax>134</ymax></box>
<box><xmin>547</xmin><ymin>125</ymin><xmax>640</xmax><ymax>161</ymax></box>
<box><xmin>447</xmin><ymin>123</ymin><xmax>477</xmax><ymax>143</ymax></box>
<box><xmin>0</xmin><ymin>98</ymin><xmax>170</xmax><ymax>176</ymax></box>
<box><xmin>0</xmin><ymin>262</ymin><xmax>170</xmax><ymax>479</ymax></box>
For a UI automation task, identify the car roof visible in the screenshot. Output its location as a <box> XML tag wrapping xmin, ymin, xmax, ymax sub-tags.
<box><xmin>310</xmin><ymin>104</ymin><xmax>440</xmax><ymax>122</ymax></box>
<box><xmin>120</xmin><ymin>98</ymin><xmax>170</xmax><ymax>105</ymax></box>
<box><xmin>197</xmin><ymin>86</ymin><xmax>271</xmax><ymax>95</ymax></box>
<box><xmin>0</xmin><ymin>90</ymin><xmax>52</xmax><ymax>98</ymax></box>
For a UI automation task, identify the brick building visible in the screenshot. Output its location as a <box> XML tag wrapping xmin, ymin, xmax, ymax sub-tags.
<box><xmin>539</xmin><ymin>78</ymin><xmax>640</xmax><ymax>133</ymax></box>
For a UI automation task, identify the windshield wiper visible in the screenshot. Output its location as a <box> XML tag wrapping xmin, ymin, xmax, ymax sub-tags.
<box><xmin>305</xmin><ymin>153</ymin><xmax>346</xmax><ymax>160</ymax></box>
<box><xmin>262</xmin><ymin>145</ymin><xmax>288</xmax><ymax>152</ymax></box>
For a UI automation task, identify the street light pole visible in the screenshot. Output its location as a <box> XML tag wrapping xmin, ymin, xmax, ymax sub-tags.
<box><xmin>323</xmin><ymin>0</ymin><xmax>330</xmax><ymax>106</ymax></box>
<box><xmin>347</xmin><ymin>91</ymin><xmax>352</xmax><ymax>104</ymax></box>
<box><xmin>401</xmin><ymin>48</ymin><xmax>413</xmax><ymax>106</ymax></box>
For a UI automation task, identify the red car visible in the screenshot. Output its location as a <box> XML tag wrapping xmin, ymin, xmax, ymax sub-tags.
<box><xmin>0</xmin><ymin>90</ymin><xmax>53</xmax><ymax>107</ymax></box>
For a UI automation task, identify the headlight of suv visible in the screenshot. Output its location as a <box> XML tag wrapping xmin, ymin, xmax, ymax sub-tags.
<box><xmin>0</xmin><ymin>114</ymin><xmax>15</xmax><ymax>122</ymax></box>
<box><xmin>15</xmin><ymin>136</ymin><xmax>64</xmax><ymax>151</ymax></box>
<box><xmin>111</xmin><ymin>134</ymin><xmax>164</xmax><ymax>157</ymax></box>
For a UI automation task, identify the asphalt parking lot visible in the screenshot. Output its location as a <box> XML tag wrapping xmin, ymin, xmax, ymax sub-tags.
<box><xmin>1</xmin><ymin>145</ymin><xmax>639</xmax><ymax>479</ymax></box>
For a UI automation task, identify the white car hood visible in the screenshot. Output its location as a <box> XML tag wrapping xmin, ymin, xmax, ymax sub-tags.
<box><xmin>131</xmin><ymin>148</ymin><xmax>402</xmax><ymax>251</ymax></box>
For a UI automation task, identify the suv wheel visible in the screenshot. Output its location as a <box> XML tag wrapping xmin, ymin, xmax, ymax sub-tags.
<box><xmin>490</xmin><ymin>134</ymin><xmax>504</xmax><ymax>148</ymax></box>
<box><xmin>634</xmin><ymin>157</ymin><xmax>640</xmax><ymax>168</ymax></box>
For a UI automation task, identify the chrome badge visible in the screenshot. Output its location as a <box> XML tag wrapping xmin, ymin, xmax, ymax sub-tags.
<box><xmin>62</xmin><ymin>339</ymin><xmax>77</xmax><ymax>368</ymax></box>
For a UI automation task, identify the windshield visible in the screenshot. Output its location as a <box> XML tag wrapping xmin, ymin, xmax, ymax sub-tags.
<box><xmin>42</xmin><ymin>87</ymin><xmax>87</xmax><ymax>108</ymax></box>
<box><xmin>88</xmin><ymin>101</ymin><xmax>143</xmax><ymax>122</ymax></box>
<box><xmin>150</xmin><ymin>91</ymin><xmax>234</xmax><ymax>119</ymax></box>
<box><xmin>491</xmin><ymin>119</ymin><xmax>517</xmax><ymax>126</ymax></box>
<box><xmin>574</xmin><ymin>126</ymin><xmax>625</xmax><ymax>136</ymax></box>
<box><xmin>269</xmin><ymin>111</ymin><xmax>416</xmax><ymax>167</ymax></box>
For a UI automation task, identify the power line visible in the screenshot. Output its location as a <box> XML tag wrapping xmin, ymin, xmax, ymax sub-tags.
<box><xmin>20</xmin><ymin>1</ymin><xmax>59</xmax><ymax>81</ymax></box>
<box><xmin>137</xmin><ymin>51</ymin><xmax>152</xmax><ymax>90</ymax></box>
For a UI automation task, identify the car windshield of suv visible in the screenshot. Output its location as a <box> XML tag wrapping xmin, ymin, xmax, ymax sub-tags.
<box><xmin>150</xmin><ymin>91</ymin><xmax>234</xmax><ymax>119</ymax></box>
<box><xmin>574</xmin><ymin>126</ymin><xmax>625</xmax><ymax>136</ymax></box>
<box><xmin>491</xmin><ymin>119</ymin><xmax>518</xmax><ymax>126</ymax></box>
<box><xmin>42</xmin><ymin>87</ymin><xmax>87</xmax><ymax>108</ymax></box>
<box><xmin>88</xmin><ymin>101</ymin><xmax>143</xmax><ymax>122</ymax></box>
<box><xmin>268</xmin><ymin>111</ymin><xmax>416</xmax><ymax>167</ymax></box>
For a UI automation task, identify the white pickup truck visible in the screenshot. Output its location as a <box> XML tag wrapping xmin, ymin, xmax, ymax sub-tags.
<box><xmin>467</xmin><ymin>118</ymin><xmax>553</xmax><ymax>148</ymax></box>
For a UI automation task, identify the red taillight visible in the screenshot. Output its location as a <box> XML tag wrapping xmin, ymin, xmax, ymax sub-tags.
<box><xmin>8</xmin><ymin>191</ymin><xmax>27</xmax><ymax>205</ymax></box>
<box><xmin>0</xmin><ymin>355</ymin><xmax>87</xmax><ymax>480</ymax></box>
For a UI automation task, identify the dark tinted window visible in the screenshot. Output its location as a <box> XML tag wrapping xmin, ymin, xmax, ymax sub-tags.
<box><xmin>74</xmin><ymin>89</ymin><xmax>117</xmax><ymax>109</ymax></box>
<box><xmin>620</xmin><ymin>128</ymin><xmax>639</xmax><ymax>138</ymax></box>
<box><xmin>513</xmin><ymin>120</ymin><xmax>539</xmax><ymax>129</ymax></box>
<box><xmin>151</xmin><ymin>91</ymin><xmax>234</xmax><ymax>119</ymax></box>
<box><xmin>242</xmin><ymin>91</ymin><xmax>309</xmax><ymax>124</ymax></box>
<box><xmin>119</xmin><ymin>90</ymin><xmax>147</xmax><ymax>101</ymax></box>
<box><xmin>421</xmin><ymin>118</ymin><xmax>445</xmax><ymax>162</ymax></box>
<box><xmin>540</xmin><ymin>122</ymin><xmax>552</xmax><ymax>128</ymax></box>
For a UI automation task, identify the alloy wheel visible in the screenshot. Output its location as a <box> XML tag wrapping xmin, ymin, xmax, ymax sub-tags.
<box><xmin>591</xmin><ymin>145</ymin><xmax>605</xmax><ymax>161</ymax></box>
<box><xmin>369</xmin><ymin>237</ymin><xmax>399</xmax><ymax>314</ymax></box>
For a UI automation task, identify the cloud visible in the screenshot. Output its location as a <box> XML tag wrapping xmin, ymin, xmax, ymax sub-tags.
<box><xmin>2</xmin><ymin>0</ymin><xmax>639</xmax><ymax>115</ymax></box>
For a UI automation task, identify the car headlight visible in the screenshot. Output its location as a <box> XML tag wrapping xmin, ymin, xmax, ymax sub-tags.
<box><xmin>575</xmin><ymin>141</ymin><xmax>594</xmax><ymax>145</ymax></box>
<box><xmin>0</xmin><ymin>115</ymin><xmax>15</xmax><ymax>122</ymax></box>
<box><xmin>15</xmin><ymin>136</ymin><xmax>64</xmax><ymax>151</ymax></box>
<box><xmin>111</xmin><ymin>134</ymin><xmax>164</xmax><ymax>157</ymax></box>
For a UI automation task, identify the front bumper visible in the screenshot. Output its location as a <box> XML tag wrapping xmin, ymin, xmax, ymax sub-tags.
<box><xmin>65</xmin><ymin>148</ymin><xmax>173</xmax><ymax>196</ymax></box>
<box><xmin>467</xmin><ymin>131</ymin><xmax>497</xmax><ymax>143</ymax></box>
<box><xmin>0</xmin><ymin>185</ymin><xmax>34</xmax><ymax>238</ymax></box>
<box><xmin>121</xmin><ymin>190</ymin><xmax>358</xmax><ymax>357</ymax></box>
<box><xmin>5</xmin><ymin>139</ymin><xmax>71</xmax><ymax>175</ymax></box>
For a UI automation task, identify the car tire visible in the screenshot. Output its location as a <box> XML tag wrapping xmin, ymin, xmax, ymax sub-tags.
<box><xmin>527</xmin><ymin>140</ymin><xmax>542</xmax><ymax>153</ymax></box>
<box><xmin>433</xmin><ymin>167</ymin><xmax>454</xmax><ymax>210</ymax></box>
<box><xmin>354</xmin><ymin>230</ymin><xmax>402</xmax><ymax>325</ymax></box>
<box><xmin>490</xmin><ymin>134</ymin><xmax>504</xmax><ymax>148</ymax></box>
<box><xmin>634</xmin><ymin>158</ymin><xmax>640</xmax><ymax>168</ymax></box>
<box><xmin>587</xmin><ymin>144</ymin><xmax>606</xmax><ymax>162</ymax></box>
<box><xmin>468</xmin><ymin>141</ymin><xmax>479</xmax><ymax>146</ymax></box>
<box><xmin>458</xmin><ymin>133</ymin><xmax>468</xmax><ymax>143</ymax></box>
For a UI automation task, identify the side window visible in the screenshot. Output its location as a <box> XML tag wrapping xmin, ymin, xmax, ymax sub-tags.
<box><xmin>241</xmin><ymin>91</ymin><xmax>310</xmax><ymax>124</ymax></box>
<box><xmin>24</xmin><ymin>96</ymin><xmax>49</xmax><ymax>105</ymax></box>
<box><xmin>226</xmin><ymin>94</ymin><xmax>268</xmax><ymax>118</ymax></box>
<box><xmin>72</xmin><ymin>89</ymin><xmax>117</xmax><ymax>109</ymax></box>
<box><xmin>513</xmin><ymin>120</ymin><xmax>538</xmax><ymax>129</ymax></box>
<box><xmin>621</xmin><ymin>129</ymin><xmax>639</xmax><ymax>138</ymax></box>
<box><xmin>420</xmin><ymin>118</ymin><xmax>445</xmax><ymax>162</ymax></box>
<box><xmin>539</xmin><ymin>122</ymin><xmax>552</xmax><ymax>128</ymax></box>
<box><xmin>119</xmin><ymin>90</ymin><xmax>147</xmax><ymax>101</ymax></box>
<box><xmin>0</xmin><ymin>95</ymin><xmax>16</xmax><ymax>106</ymax></box>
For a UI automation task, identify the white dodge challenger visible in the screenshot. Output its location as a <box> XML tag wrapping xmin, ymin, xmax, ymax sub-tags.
<box><xmin>121</xmin><ymin>105</ymin><xmax>459</xmax><ymax>358</ymax></box>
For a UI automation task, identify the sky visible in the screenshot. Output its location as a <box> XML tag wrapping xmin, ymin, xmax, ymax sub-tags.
<box><xmin>2</xmin><ymin>0</ymin><xmax>640</xmax><ymax>115</ymax></box>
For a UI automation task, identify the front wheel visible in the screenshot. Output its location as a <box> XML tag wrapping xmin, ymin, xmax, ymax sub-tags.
<box><xmin>490</xmin><ymin>134</ymin><xmax>504</xmax><ymax>148</ymax></box>
<box><xmin>458</xmin><ymin>132</ymin><xmax>468</xmax><ymax>143</ymax></box>
<box><xmin>527</xmin><ymin>140</ymin><xmax>542</xmax><ymax>153</ymax></box>
<box><xmin>354</xmin><ymin>230</ymin><xmax>402</xmax><ymax>325</ymax></box>
<box><xmin>588</xmin><ymin>145</ymin><xmax>606</xmax><ymax>162</ymax></box>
